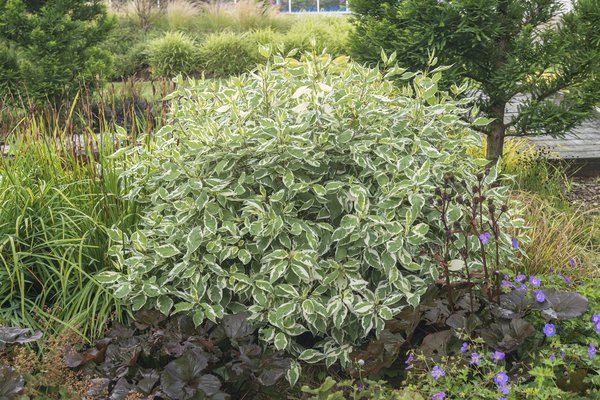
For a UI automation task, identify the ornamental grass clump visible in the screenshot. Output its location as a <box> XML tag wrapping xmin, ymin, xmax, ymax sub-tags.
<box><xmin>103</xmin><ymin>51</ymin><xmax>516</xmax><ymax>367</ymax></box>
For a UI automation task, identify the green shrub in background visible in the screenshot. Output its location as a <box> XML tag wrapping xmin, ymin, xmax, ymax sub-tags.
<box><xmin>283</xmin><ymin>17</ymin><xmax>351</xmax><ymax>57</ymax></box>
<box><xmin>246</xmin><ymin>28</ymin><xmax>283</xmax><ymax>61</ymax></box>
<box><xmin>146</xmin><ymin>32</ymin><xmax>199</xmax><ymax>78</ymax></box>
<box><xmin>101</xmin><ymin>18</ymin><xmax>151</xmax><ymax>79</ymax></box>
<box><xmin>113</xmin><ymin>40</ymin><xmax>151</xmax><ymax>79</ymax></box>
<box><xmin>198</xmin><ymin>31</ymin><xmax>257</xmax><ymax>77</ymax></box>
<box><xmin>0</xmin><ymin>0</ymin><xmax>115</xmax><ymax>104</ymax></box>
<box><xmin>0</xmin><ymin>41</ymin><xmax>21</xmax><ymax>98</ymax></box>
<box><xmin>153</xmin><ymin>0</ymin><xmax>202</xmax><ymax>32</ymax></box>
<box><xmin>191</xmin><ymin>0</ymin><xmax>293</xmax><ymax>34</ymax></box>
<box><xmin>103</xmin><ymin>52</ymin><xmax>518</xmax><ymax>372</ymax></box>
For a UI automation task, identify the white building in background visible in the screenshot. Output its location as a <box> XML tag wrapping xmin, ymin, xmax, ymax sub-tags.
<box><xmin>226</xmin><ymin>0</ymin><xmax>573</xmax><ymax>14</ymax></box>
<box><xmin>272</xmin><ymin>0</ymin><xmax>349</xmax><ymax>13</ymax></box>
<box><xmin>270</xmin><ymin>0</ymin><xmax>571</xmax><ymax>14</ymax></box>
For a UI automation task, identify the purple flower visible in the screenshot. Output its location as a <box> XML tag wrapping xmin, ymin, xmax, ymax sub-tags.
<box><xmin>558</xmin><ymin>273</ymin><xmax>572</xmax><ymax>285</ymax></box>
<box><xmin>357</xmin><ymin>384</ymin><xmax>365</xmax><ymax>391</ymax></box>
<box><xmin>550</xmin><ymin>353</ymin><xmax>556</xmax><ymax>362</ymax></box>
<box><xmin>432</xmin><ymin>392</ymin><xmax>446</xmax><ymax>400</ymax></box>
<box><xmin>560</xmin><ymin>352</ymin><xmax>566</xmax><ymax>358</ymax></box>
<box><xmin>479</xmin><ymin>232</ymin><xmax>491</xmax><ymax>245</ymax></box>
<box><xmin>498</xmin><ymin>385</ymin><xmax>512</xmax><ymax>395</ymax></box>
<box><xmin>534</xmin><ymin>290</ymin><xmax>545</xmax><ymax>303</ymax></box>
<box><xmin>516</xmin><ymin>283</ymin><xmax>528</xmax><ymax>291</ymax></box>
<box><xmin>529</xmin><ymin>276</ymin><xmax>541</xmax><ymax>287</ymax></box>
<box><xmin>543</xmin><ymin>323</ymin><xmax>556</xmax><ymax>337</ymax></box>
<box><xmin>594</xmin><ymin>321</ymin><xmax>600</xmax><ymax>334</ymax></box>
<box><xmin>592</xmin><ymin>314</ymin><xmax>600</xmax><ymax>324</ymax></box>
<box><xmin>460</xmin><ymin>342</ymin><xmax>469</xmax><ymax>353</ymax></box>
<box><xmin>588</xmin><ymin>343</ymin><xmax>596</xmax><ymax>359</ymax></box>
<box><xmin>470</xmin><ymin>352</ymin><xmax>482</xmax><ymax>365</ymax></box>
<box><xmin>494</xmin><ymin>372</ymin><xmax>512</xmax><ymax>396</ymax></box>
<box><xmin>515</xmin><ymin>274</ymin><xmax>526</xmax><ymax>283</ymax></box>
<box><xmin>491</xmin><ymin>351</ymin><xmax>505</xmax><ymax>363</ymax></box>
<box><xmin>499</xmin><ymin>398</ymin><xmax>508</xmax><ymax>400</ymax></box>
<box><xmin>494</xmin><ymin>371</ymin><xmax>509</xmax><ymax>387</ymax></box>
<box><xmin>512</xmin><ymin>238</ymin><xmax>519</xmax><ymax>249</ymax></box>
<box><xmin>431</xmin><ymin>366</ymin><xmax>445</xmax><ymax>380</ymax></box>
<box><xmin>501</xmin><ymin>279</ymin><xmax>514</xmax><ymax>289</ymax></box>
<box><xmin>569</xmin><ymin>257</ymin><xmax>576</xmax><ymax>267</ymax></box>
<box><xmin>549</xmin><ymin>267</ymin><xmax>555</xmax><ymax>273</ymax></box>
<box><xmin>405</xmin><ymin>353</ymin><xmax>414</xmax><ymax>369</ymax></box>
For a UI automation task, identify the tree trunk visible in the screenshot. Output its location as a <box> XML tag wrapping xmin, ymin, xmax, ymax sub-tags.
<box><xmin>486</xmin><ymin>105</ymin><xmax>506</xmax><ymax>161</ymax></box>
<box><xmin>486</xmin><ymin>123</ymin><xmax>505</xmax><ymax>161</ymax></box>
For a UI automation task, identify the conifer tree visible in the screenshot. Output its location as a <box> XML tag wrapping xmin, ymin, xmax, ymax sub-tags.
<box><xmin>350</xmin><ymin>0</ymin><xmax>600</xmax><ymax>159</ymax></box>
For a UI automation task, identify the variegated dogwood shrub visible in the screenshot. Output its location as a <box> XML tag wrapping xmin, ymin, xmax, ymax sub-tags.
<box><xmin>100</xmin><ymin>51</ymin><xmax>518</xmax><ymax>369</ymax></box>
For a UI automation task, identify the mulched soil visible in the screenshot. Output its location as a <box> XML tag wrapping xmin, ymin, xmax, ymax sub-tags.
<box><xmin>565</xmin><ymin>177</ymin><xmax>600</xmax><ymax>212</ymax></box>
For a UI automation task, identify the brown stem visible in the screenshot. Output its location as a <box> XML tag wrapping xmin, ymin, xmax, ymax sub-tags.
<box><xmin>461</xmin><ymin>228</ymin><xmax>475</xmax><ymax>312</ymax></box>
<box><xmin>479</xmin><ymin>238</ymin><xmax>492</xmax><ymax>303</ymax></box>
<box><xmin>435</xmin><ymin>254</ymin><xmax>455</xmax><ymax>311</ymax></box>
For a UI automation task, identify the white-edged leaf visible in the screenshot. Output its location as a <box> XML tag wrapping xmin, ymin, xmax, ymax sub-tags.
<box><xmin>155</xmin><ymin>244</ymin><xmax>180</xmax><ymax>258</ymax></box>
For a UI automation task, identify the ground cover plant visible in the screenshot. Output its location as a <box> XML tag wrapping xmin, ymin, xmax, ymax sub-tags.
<box><xmin>62</xmin><ymin>311</ymin><xmax>291</xmax><ymax>398</ymax></box>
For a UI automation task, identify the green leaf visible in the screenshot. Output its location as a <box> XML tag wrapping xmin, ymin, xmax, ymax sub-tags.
<box><xmin>106</xmin><ymin>227</ymin><xmax>124</xmax><ymax>243</ymax></box>
<box><xmin>132</xmin><ymin>295</ymin><xmax>146</xmax><ymax>311</ymax></box>
<box><xmin>274</xmin><ymin>332</ymin><xmax>288</xmax><ymax>350</ymax></box>
<box><xmin>283</xmin><ymin>170</ymin><xmax>294</xmax><ymax>188</ymax></box>
<box><xmin>448</xmin><ymin>259</ymin><xmax>466</xmax><ymax>272</ymax></box>
<box><xmin>269</xmin><ymin>261</ymin><xmax>288</xmax><ymax>282</ymax></box>
<box><xmin>331</xmin><ymin>227</ymin><xmax>351</xmax><ymax>242</ymax></box>
<box><xmin>378</xmin><ymin>306</ymin><xmax>393</xmax><ymax>320</ymax></box>
<box><xmin>186</xmin><ymin>227</ymin><xmax>203</xmax><ymax>254</ymax></box>
<box><xmin>273</xmin><ymin>302</ymin><xmax>296</xmax><ymax>321</ymax></box>
<box><xmin>265</xmin><ymin>249</ymin><xmax>288</xmax><ymax>261</ymax></box>
<box><xmin>413</xmin><ymin>223</ymin><xmax>429</xmax><ymax>236</ymax></box>
<box><xmin>202</xmin><ymin>303</ymin><xmax>220</xmax><ymax>322</ymax></box>
<box><xmin>302</xmin><ymin>299</ymin><xmax>315</xmax><ymax>315</ymax></box>
<box><xmin>238</xmin><ymin>249</ymin><xmax>252</xmax><ymax>264</ymax></box>
<box><xmin>473</xmin><ymin>117</ymin><xmax>495</xmax><ymax>126</ymax></box>
<box><xmin>157</xmin><ymin>295</ymin><xmax>174</xmax><ymax>316</ymax></box>
<box><xmin>113</xmin><ymin>283</ymin><xmax>132</xmax><ymax>299</ymax></box>
<box><xmin>142</xmin><ymin>283</ymin><xmax>161</xmax><ymax>297</ymax></box>
<box><xmin>275</xmin><ymin>284</ymin><xmax>299</xmax><ymax>298</ymax></box>
<box><xmin>155</xmin><ymin>244</ymin><xmax>180</xmax><ymax>258</ymax></box>
<box><xmin>291</xmin><ymin>262</ymin><xmax>311</xmax><ymax>282</ymax></box>
<box><xmin>286</xmin><ymin>360</ymin><xmax>301</xmax><ymax>386</ymax></box>
<box><xmin>298</xmin><ymin>349</ymin><xmax>326</xmax><ymax>363</ymax></box>
<box><xmin>173</xmin><ymin>302</ymin><xmax>194</xmax><ymax>314</ymax></box>
<box><xmin>387</xmin><ymin>236</ymin><xmax>404</xmax><ymax>253</ymax></box>
<box><xmin>95</xmin><ymin>271</ymin><xmax>121</xmax><ymax>284</ymax></box>
<box><xmin>340</xmin><ymin>214</ymin><xmax>360</xmax><ymax>229</ymax></box>
<box><xmin>446</xmin><ymin>205</ymin><xmax>463</xmax><ymax>224</ymax></box>
<box><xmin>195</xmin><ymin>191</ymin><xmax>209</xmax><ymax>211</ymax></box>
<box><xmin>354</xmin><ymin>301</ymin><xmax>373</xmax><ymax>315</ymax></box>
<box><xmin>312</xmin><ymin>184</ymin><xmax>327</xmax><ymax>197</ymax></box>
